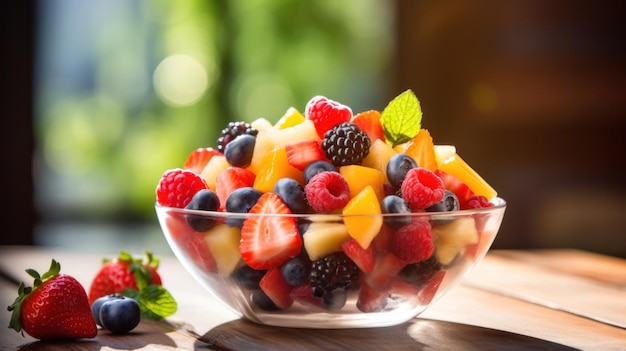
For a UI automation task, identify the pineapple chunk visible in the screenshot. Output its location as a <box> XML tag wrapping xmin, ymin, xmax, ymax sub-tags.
<box><xmin>432</xmin><ymin>216</ymin><xmax>478</xmax><ymax>265</ymax></box>
<box><xmin>303</xmin><ymin>221</ymin><xmax>350</xmax><ymax>261</ymax></box>
<box><xmin>204</xmin><ymin>224</ymin><xmax>242</xmax><ymax>276</ymax></box>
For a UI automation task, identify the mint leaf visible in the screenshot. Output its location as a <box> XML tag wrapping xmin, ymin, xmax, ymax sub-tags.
<box><xmin>381</xmin><ymin>89</ymin><xmax>422</xmax><ymax>147</ymax></box>
<box><xmin>135</xmin><ymin>285</ymin><xmax>178</xmax><ymax>320</ymax></box>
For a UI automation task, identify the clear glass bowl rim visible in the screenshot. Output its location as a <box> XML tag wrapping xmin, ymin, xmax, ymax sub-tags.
<box><xmin>155</xmin><ymin>196</ymin><xmax>506</xmax><ymax>219</ymax></box>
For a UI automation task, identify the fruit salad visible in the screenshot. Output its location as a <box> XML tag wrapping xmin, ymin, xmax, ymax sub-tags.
<box><xmin>155</xmin><ymin>90</ymin><xmax>504</xmax><ymax>322</ymax></box>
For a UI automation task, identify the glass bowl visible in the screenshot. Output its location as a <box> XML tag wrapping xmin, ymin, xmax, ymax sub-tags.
<box><xmin>155</xmin><ymin>197</ymin><xmax>506</xmax><ymax>329</ymax></box>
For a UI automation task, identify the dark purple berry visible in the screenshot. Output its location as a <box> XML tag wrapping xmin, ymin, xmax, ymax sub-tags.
<box><xmin>185</xmin><ymin>189</ymin><xmax>220</xmax><ymax>231</ymax></box>
<box><xmin>386</xmin><ymin>153</ymin><xmax>418</xmax><ymax>189</ymax></box>
<box><xmin>224</xmin><ymin>134</ymin><xmax>256</xmax><ymax>168</ymax></box>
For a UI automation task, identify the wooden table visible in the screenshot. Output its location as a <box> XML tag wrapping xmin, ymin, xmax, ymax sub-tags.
<box><xmin>1</xmin><ymin>246</ymin><xmax>624</xmax><ymax>350</ymax></box>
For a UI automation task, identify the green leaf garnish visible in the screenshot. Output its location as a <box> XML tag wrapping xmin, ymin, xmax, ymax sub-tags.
<box><xmin>381</xmin><ymin>89</ymin><xmax>422</xmax><ymax>147</ymax></box>
<box><xmin>125</xmin><ymin>285</ymin><xmax>177</xmax><ymax>320</ymax></box>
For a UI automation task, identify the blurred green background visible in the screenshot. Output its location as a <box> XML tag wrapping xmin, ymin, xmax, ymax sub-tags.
<box><xmin>32</xmin><ymin>0</ymin><xmax>393</xmax><ymax>253</ymax></box>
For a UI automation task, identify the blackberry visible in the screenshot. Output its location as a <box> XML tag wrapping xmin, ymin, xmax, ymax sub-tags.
<box><xmin>321</xmin><ymin>122</ymin><xmax>371</xmax><ymax>167</ymax></box>
<box><xmin>399</xmin><ymin>254</ymin><xmax>441</xmax><ymax>288</ymax></box>
<box><xmin>216</xmin><ymin>121</ymin><xmax>258</xmax><ymax>153</ymax></box>
<box><xmin>309</xmin><ymin>252</ymin><xmax>360</xmax><ymax>298</ymax></box>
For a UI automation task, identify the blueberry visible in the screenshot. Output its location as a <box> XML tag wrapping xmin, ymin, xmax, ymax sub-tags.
<box><xmin>281</xmin><ymin>256</ymin><xmax>309</xmax><ymax>286</ymax></box>
<box><xmin>322</xmin><ymin>288</ymin><xmax>347</xmax><ymax>310</ymax></box>
<box><xmin>251</xmin><ymin>290</ymin><xmax>280</xmax><ymax>311</ymax></box>
<box><xmin>185</xmin><ymin>189</ymin><xmax>220</xmax><ymax>231</ymax></box>
<box><xmin>98</xmin><ymin>295</ymin><xmax>141</xmax><ymax>334</ymax></box>
<box><xmin>381</xmin><ymin>195</ymin><xmax>411</xmax><ymax>229</ymax></box>
<box><xmin>303</xmin><ymin>160</ymin><xmax>337</xmax><ymax>184</ymax></box>
<box><xmin>386</xmin><ymin>154</ymin><xmax>418</xmax><ymax>188</ymax></box>
<box><xmin>274</xmin><ymin>178</ymin><xmax>311</xmax><ymax>214</ymax></box>
<box><xmin>91</xmin><ymin>293</ymin><xmax>123</xmax><ymax>327</ymax></box>
<box><xmin>426</xmin><ymin>190</ymin><xmax>459</xmax><ymax>225</ymax></box>
<box><xmin>225</xmin><ymin>187</ymin><xmax>263</xmax><ymax>228</ymax></box>
<box><xmin>224</xmin><ymin>134</ymin><xmax>256</xmax><ymax>168</ymax></box>
<box><xmin>232</xmin><ymin>264</ymin><xmax>266</xmax><ymax>290</ymax></box>
<box><xmin>297</xmin><ymin>219</ymin><xmax>311</xmax><ymax>237</ymax></box>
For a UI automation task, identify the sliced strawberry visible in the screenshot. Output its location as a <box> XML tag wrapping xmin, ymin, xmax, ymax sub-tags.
<box><xmin>239</xmin><ymin>192</ymin><xmax>302</xmax><ymax>270</ymax></box>
<box><xmin>417</xmin><ymin>270</ymin><xmax>446</xmax><ymax>305</ymax></box>
<box><xmin>350</xmin><ymin>110</ymin><xmax>385</xmax><ymax>143</ymax></box>
<box><xmin>364</xmin><ymin>252</ymin><xmax>405</xmax><ymax>292</ymax></box>
<box><xmin>285</xmin><ymin>139</ymin><xmax>328</xmax><ymax>171</ymax></box>
<box><xmin>289</xmin><ymin>282</ymin><xmax>322</xmax><ymax>307</ymax></box>
<box><xmin>341</xmin><ymin>238</ymin><xmax>374</xmax><ymax>273</ymax></box>
<box><xmin>356</xmin><ymin>279</ymin><xmax>386</xmax><ymax>313</ymax></box>
<box><xmin>184</xmin><ymin>233</ymin><xmax>217</xmax><ymax>273</ymax></box>
<box><xmin>183</xmin><ymin>147</ymin><xmax>222</xmax><ymax>174</ymax></box>
<box><xmin>259</xmin><ymin>267</ymin><xmax>294</xmax><ymax>309</ymax></box>
<box><xmin>215</xmin><ymin>167</ymin><xmax>256</xmax><ymax>206</ymax></box>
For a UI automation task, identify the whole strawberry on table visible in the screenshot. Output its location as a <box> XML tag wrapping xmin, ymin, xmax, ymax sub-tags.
<box><xmin>7</xmin><ymin>259</ymin><xmax>97</xmax><ymax>340</ymax></box>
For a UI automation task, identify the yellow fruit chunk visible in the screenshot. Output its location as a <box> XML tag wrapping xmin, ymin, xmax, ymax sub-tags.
<box><xmin>396</xmin><ymin>129</ymin><xmax>438</xmax><ymax>171</ymax></box>
<box><xmin>204</xmin><ymin>223</ymin><xmax>242</xmax><ymax>276</ymax></box>
<box><xmin>303</xmin><ymin>221</ymin><xmax>350</xmax><ymax>261</ymax></box>
<box><xmin>275</xmin><ymin>107</ymin><xmax>305</xmax><ymax>130</ymax></box>
<box><xmin>253</xmin><ymin>146</ymin><xmax>304</xmax><ymax>193</ymax></box>
<box><xmin>200</xmin><ymin>155</ymin><xmax>230</xmax><ymax>191</ymax></box>
<box><xmin>361</xmin><ymin>139</ymin><xmax>398</xmax><ymax>184</ymax></box>
<box><xmin>250</xmin><ymin>117</ymin><xmax>274</xmax><ymax>132</ymax></box>
<box><xmin>434</xmin><ymin>145</ymin><xmax>497</xmax><ymax>200</ymax></box>
<box><xmin>342</xmin><ymin>185</ymin><xmax>383</xmax><ymax>249</ymax></box>
<box><xmin>432</xmin><ymin>216</ymin><xmax>478</xmax><ymax>265</ymax></box>
<box><xmin>339</xmin><ymin>165</ymin><xmax>385</xmax><ymax>201</ymax></box>
<box><xmin>249</xmin><ymin>119</ymin><xmax>319</xmax><ymax>174</ymax></box>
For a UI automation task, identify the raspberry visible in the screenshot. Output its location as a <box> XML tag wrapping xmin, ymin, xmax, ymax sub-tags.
<box><xmin>463</xmin><ymin>195</ymin><xmax>494</xmax><ymax>209</ymax></box>
<box><xmin>322</xmin><ymin>122</ymin><xmax>371</xmax><ymax>167</ymax></box>
<box><xmin>305</xmin><ymin>95</ymin><xmax>352</xmax><ymax>138</ymax></box>
<box><xmin>216</xmin><ymin>121</ymin><xmax>258</xmax><ymax>153</ymax></box>
<box><xmin>304</xmin><ymin>171</ymin><xmax>350</xmax><ymax>213</ymax></box>
<box><xmin>391</xmin><ymin>219</ymin><xmax>434</xmax><ymax>264</ymax></box>
<box><xmin>401</xmin><ymin>168</ymin><xmax>445</xmax><ymax>210</ymax></box>
<box><xmin>156</xmin><ymin>169</ymin><xmax>208</xmax><ymax>208</ymax></box>
<box><xmin>309</xmin><ymin>252</ymin><xmax>360</xmax><ymax>298</ymax></box>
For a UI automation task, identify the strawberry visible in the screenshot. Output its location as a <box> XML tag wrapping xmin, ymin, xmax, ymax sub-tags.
<box><xmin>364</xmin><ymin>252</ymin><xmax>405</xmax><ymax>291</ymax></box>
<box><xmin>183</xmin><ymin>147</ymin><xmax>222</xmax><ymax>174</ymax></box>
<box><xmin>289</xmin><ymin>282</ymin><xmax>322</xmax><ymax>307</ymax></box>
<box><xmin>156</xmin><ymin>168</ymin><xmax>209</xmax><ymax>208</ymax></box>
<box><xmin>8</xmin><ymin>259</ymin><xmax>97</xmax><ymax>340</ymax></box>
<box><xmin>417</xmin><ymin>270</ymin><xmax>446</xmax><ymax>305</ymax></box>
<box><xmin>435</xmin><ymin>170</ymin><xmax>475</xmax><ymax>209</ymax></box>
<box><xmin>350</xmin><ymin>110</ymin><xmax>385</xmax><ymax>143</ymax></box>
<box><xmin>341</xmin><ymin>238</ymin><xmax>374</xmax><ymax>273</ymax></box>
<box><xmin>259</xmin><ymin>267</ymin><xmax>294</xmax><ymax>310</ymax></box>
<box><xmin>239</xmin><ymin>192</ymin><xmax>302</xmax><ymax>270</ymax></box>
<box><xmin>285</xmin><ymin>139</ymin><xmax>328</xmax><ymax>171</ymax></box>
<box><xmin>305</xmin><ymin>95</ymin><xmax>352</xmax><ymax>138</ymax></box>
<box><xmin>88</xmin><ymin>251</ymin><xmax>162</xmax><ymax>305</ymax></box>
<box><xmin>88</xmin><ymin>251</ymin><xmax>177</xmax><ymax>320</ymax></box>
<box><xmin>215</xmin><ymin>166</ymin><xmax>256</xmax><ymax>207</ymax></box>
<box><xmin>356</xmin><ymin>278</ymin><xmax>387</xmax><ymax>313</ymax></box>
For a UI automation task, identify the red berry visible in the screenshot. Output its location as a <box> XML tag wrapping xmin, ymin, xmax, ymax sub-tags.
<box><xmin>290</xmin><ymin>282</ymin><xmax>322</xmax><ymax>306</ymax></box>
<box><xmin>401</xmin><ymin>168</ymin><xmax>445</xmax><ymax>210</ymax></box>
<box><xmin>239</xmin><ymin>192</ymin><xmax>302</xmax><ymax>270</ymax></box>
<box><xmin>285</xmin><ymin>139</ymin><xmax>328</xmax><ymax>171</ymax></box>
<box><xmin>350</xmin><ymin>110</ymin><xmax>385</xmax><ymax>143</ymax></box>
<box><xmin>156</xmin><ymin>169</ymin><xmax>209</xmax><ymax>208</ymax></box>
<box><xmin>215</xmin><ymin>166</ymin><xmax>256</xmax><ymax>206</ymax></box>
<box><xmin>8</xmin><ymin>260</ymin><xmax>97</xmax><ymax>340</ymax></box>
<box><xmin>304</xmin><ymin>171</ymin><xmax>350</xmax><ymax>213</ymax></box>
<box><xmin>341</xmin><ymin>238</ymin><xmax>375</xmax><ymax>273</ymax></box>
<box><xmin>464</xmin><ymin>195</ymin><xmax>494</xmax><ymax>209</ymax></box>
<box><xmin>259</xmin><ymin>267</ymin><xmax>294</xmax><ymax>310</ymax></box>
<box><xmin>390</xmin><ymin>219</ymin><xmax>434</xmax><ymax>264</ymax></box>
<box><xmin>305</xmin><ymin>95</ymin><xmax>352</xmax><ymax>138</ymax></box>
<box><xmin>364</xmin><ymin>252</ymin><xmax>405</xmax><ymax>291</ymax></box>
<box><xmin>183</xmin><ymin>147</ymin><xmax>221</xmax><ymax>174</ymax></box>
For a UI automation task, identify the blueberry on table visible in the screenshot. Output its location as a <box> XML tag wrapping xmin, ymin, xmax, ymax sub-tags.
<box><xmin>98</xmin><ymin>295</ymin><xmax>141</xmax><ymax>335</ymax></box>
<box><xmin>91</xmin><ymin>293</ymin><xmax>123</xmax><ymax>327</ymax></box>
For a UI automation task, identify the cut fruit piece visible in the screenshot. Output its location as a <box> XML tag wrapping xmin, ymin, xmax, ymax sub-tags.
<box><xmin>204</xmin><ymin>223</ymin><xmax>242</xmax><ymax>276</ymax></box>
<box><xmin>200</xmin><ymin>155</ymin><xmax>231</xmax><ymax>191</ymax></box>
<box><xmin>434</xmin><ymin>145</ymin><xmax>497</xmax><ymax>200</ymax></box>
<box><xmin>361</xmin><ymin>139</ymin><xmax>398</xmax><ymax>184</ymax></box>
<box><xmin>259</xmin><ymin>267</ymin><xmax>294</xmax><ymax>309</ymax></box>
<box><xmin>302</xmin><ymin>221</ymin><xmax>350</xmax><ymax>261</ymax></box>
<box><xmin>275</xmin><ymin>107</ymin><xmax>305</xmax><ymax>130</ymax></box>
<box><xmin>253</xmin><ymin>147</ymin><xmax>304</xmax><ymax>193</ymax></box>
<box><xmin>339</xmin><ymin>165</ymin><xmax>385</xmax><ymax>201</ymax></box>
<box><xmin>341</xmin><ymin>238</ymin><xmax>374</xmax><ymax>273</ymax></box>
<box><xmin>250</xmin><ymin>117</ymin><xmax>274</xmax><ymax>132</ymax></box>
<box><xmin>432</xmin><ymin>216</ymin><xmax>479</xmax><ymax>265</ymax></box>
<box><xmin>350</xmin><ymin>110</ymin><xmax>385</xmax><ymax>143</ymax></box>
<box><xmin>396</xmin><ymin>129</ymin><xmax>438</xmax><ymax>171</ymax></box>
<box><xmin>342</xmin><ymin>185</ymin><xmax>383</xmax><ymax>249</ymax></box>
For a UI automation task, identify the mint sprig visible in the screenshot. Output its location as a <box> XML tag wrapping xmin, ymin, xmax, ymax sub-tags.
<box><xmin>381</xmin><ymin>89</ymin><xmax>422</xmax><ymax>147</ymax></box>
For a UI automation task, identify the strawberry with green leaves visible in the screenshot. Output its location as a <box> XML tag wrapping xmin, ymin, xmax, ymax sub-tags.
<box><xmin>88</xmin><ymin>251</ymin><xmax>177</xmax><ymax>320</ymax></box>
<box><xmin>8</xmin><ymin>259</ymin><xmax>97</xmax><ymax>340</ymax></box>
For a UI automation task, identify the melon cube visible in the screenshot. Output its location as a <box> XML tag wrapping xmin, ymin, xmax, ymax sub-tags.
<box><xmin>201</xmin><ymin>155</ymin><xmax>230</xmax><ymax>191</ymax></box>
<box><xmin>432</xmin><ymin>216</ymin><xmax>479</xmax><ymax>265</ymax></box>
<box><xmin>361</xmin><ymin>139</ymin><xmax>398</xmax><ymax>185</ymax></box>
<box><xmin>303</xmin><ymin>221</ymin><xmax>350</xmax><ymax>261</ymax></box>
<box><xmin>340</xmin><ymin>165</ymin><xmax>385</xmax><ymax>201</ymax></box>
<box><xmin>342</xmin><ymin>185</ymin><xmax>383</xmax><ymax>249</ymax></box>
<box><xmin>204</xmin><ymin>223</ymin><xmax>242</xmax><ymax>276</ymax></box>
